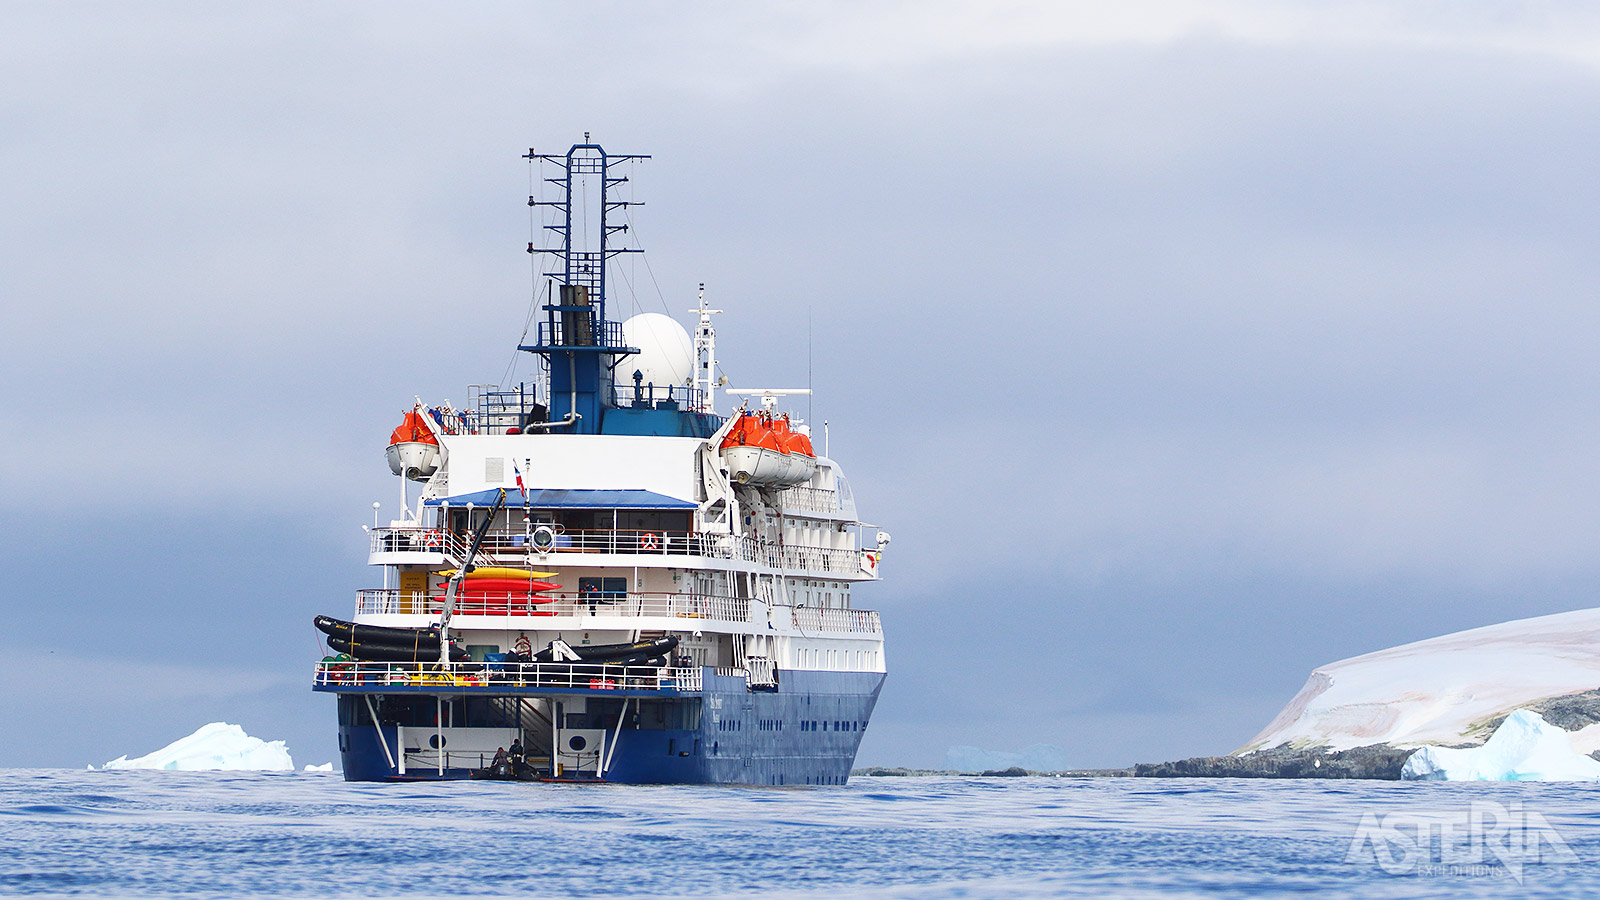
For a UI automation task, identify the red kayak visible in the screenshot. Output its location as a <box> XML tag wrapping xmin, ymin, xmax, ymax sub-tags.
<box><xmin>456</xmin><ymin>577</ymin><xmax>558</xmax><ymax>594</ymax></box>
<box><xmin>452</xmin><ymin>596</ymin><xmax>559</xmax><ymax>616</ymax></box>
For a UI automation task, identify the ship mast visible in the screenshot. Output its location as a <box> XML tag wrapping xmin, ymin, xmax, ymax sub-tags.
<box><xmin>521</xmin><ymin>138</ymin><xmax>646</xmax><ymax>433</ymax></box>
<box><xmin>690</xmin><ymin>282</ymin><xmax>723</xmax><ymax>414</ymax></box>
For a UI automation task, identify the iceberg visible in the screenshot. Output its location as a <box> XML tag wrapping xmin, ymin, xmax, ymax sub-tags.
<box><xmin>103</xmin><ymin>722</ymin><xmax>294</xmax><ymax>771</ymax></box>
<box><xmin>1402</xmin><ymin>710</ymin><xmax>1600</xmax><ymax>782</ymax></box>
<box><xmin>303</xmin><ymin>762</ymin><xmax>334</xmax><ymax>773</ymax></box>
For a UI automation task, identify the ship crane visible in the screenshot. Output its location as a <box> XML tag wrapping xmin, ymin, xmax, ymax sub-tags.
<box><xmin>436</xmin><ymin>489</ymin><xmax>508</xmax><ymax>664</ymax></box>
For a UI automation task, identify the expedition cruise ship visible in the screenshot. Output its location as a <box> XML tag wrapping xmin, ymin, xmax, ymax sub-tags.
<box><xmin>312</xmin><ymin>141</ymin><xmax>890</xmax><ymax>784</ymax></box>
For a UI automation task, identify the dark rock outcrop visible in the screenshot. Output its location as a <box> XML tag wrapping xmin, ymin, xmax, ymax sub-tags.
<box><xmin>1476</xmin><ymin>688</ymin><xmax>1600</xmax><ymax>734</ymax></box>
<box><xmin>1134</xmin><ymin>743</ymin><xmax>1414</xmax><ymax>779</ymax></box>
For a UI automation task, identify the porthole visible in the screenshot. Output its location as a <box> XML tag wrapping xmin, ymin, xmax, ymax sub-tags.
<box><xmin>568</xmin><ymin>735</ymin><xmax>587</xmax><ymax>751</ymax></box>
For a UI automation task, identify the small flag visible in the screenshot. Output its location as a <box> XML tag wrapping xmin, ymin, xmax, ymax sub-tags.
<box><xmin>513</xmin><ymin>459</ymin><xmax>529</xmax><ymax>503</ymax></box>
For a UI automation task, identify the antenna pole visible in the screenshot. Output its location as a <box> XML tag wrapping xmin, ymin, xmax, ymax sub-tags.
<box><xmin>807</xmin><ymin>302</ymin><xmax>813</xmax><ymax>424</ymax></box>
<box><xmin>690</xmin><ymin>282</ymin><xmax>723</xmax><ymax>413</ymax></box>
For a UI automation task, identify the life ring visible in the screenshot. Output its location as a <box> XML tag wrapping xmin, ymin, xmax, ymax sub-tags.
<box><xmin>641</xmin><ymin>532</ymin><xmax>660</xmax><ymax>551</ymax></box>
<box><xmin>513</xmin><ymin>635</ymin><xmax>532</xmax><ymax>656</ymax></box>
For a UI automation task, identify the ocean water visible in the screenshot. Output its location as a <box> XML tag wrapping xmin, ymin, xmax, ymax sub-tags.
<box><xmin>4</xmin><ymin>770</ymin><xmax>1599</xmax><ymax>898</ymax></box>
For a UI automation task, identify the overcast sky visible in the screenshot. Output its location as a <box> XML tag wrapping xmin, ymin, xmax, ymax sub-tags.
<box><xmin>7</xmin><ymin>2</ymin><xmax>1600</xmax><ymax>769</ymax></box>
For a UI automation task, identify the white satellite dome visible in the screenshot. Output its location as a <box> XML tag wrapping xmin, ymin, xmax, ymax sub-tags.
<box><xmin>619</xmin><ymin>313</ymin><xmax>694</xmax><ymax>392</ymax></box>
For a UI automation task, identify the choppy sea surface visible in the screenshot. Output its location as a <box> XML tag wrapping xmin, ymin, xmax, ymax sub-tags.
<box><xmin>4</xmin><ymin>770</ymin><xmax>1600</xmax><ymax>899</ymax></box>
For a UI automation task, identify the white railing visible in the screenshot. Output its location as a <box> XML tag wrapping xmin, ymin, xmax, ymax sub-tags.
<box><xmin>371</xmin><ymin>527</ymin><xmax>752</xmax><ymax>561</ymax></box>
<box><xmin>790</xmin><ymin>606</ymin><xmax>882</xmax><ymax>635</ymax></box>
<box><xmin>746</xmin><ymin>657</ymin><xmax>777</xmax><ymax>687</ymax></box>
<box><xmin>313</xmin><ymin>660</ymin><xmax>703</xmax><ymax>693</ymax></box>
<box><xmin>354</xmin><ymin>590</ymin><xmax>751</xmax><ymax>621</ymax></box>
<box><xmin>368</xmin><ymin>527</ymin><xmax>446</xmax><ymax>556</ymax></box>
<box><xmin>370</xmin><ymin>526</ymin><xmax>862</xmax><ymax>575</ymax></box>
<box><xmin>779</xmin><ymin>545</ymin><xmax>860</xmax><ymax>574</ymax></box>
<box><xmin>781</xmin><ymin>487</ymin><xmax>841</xmax><ymax>515</ymax></box>
<box><xmin>674</xmin><ymin>666</ymin><xmax>703</xmax><ymax>691</ymax></box>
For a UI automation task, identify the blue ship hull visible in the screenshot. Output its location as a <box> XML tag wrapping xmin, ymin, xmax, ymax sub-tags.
<box><xmin>332</xmin><ymin>669</ymin><xmax>885</xmax><ymax>785</ymax></box>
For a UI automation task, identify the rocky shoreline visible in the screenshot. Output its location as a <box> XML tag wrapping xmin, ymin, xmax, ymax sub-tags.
<box><xmin>855</xmin><ymin>746</ymin><xmax>1414</xmax><ymax>780</ymax></box>
<box><xmin>1130</xmin><ymin>743</ymin><xmax>1414</xmax><ymax>779</ymax></box>
<box><xmin>853</xmin><ymin>688</ymin><xmax>1600</xmax><ymax>780</ymax></box>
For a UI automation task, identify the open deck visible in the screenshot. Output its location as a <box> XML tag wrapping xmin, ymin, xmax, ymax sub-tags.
<box><xmin>369</xmin><ymin>525</ymin><xmax>870</xmax><ymax>576</ymax></box>
<box><xmin>348</xmin><ymin>590</ymin><xmax>884</xmax><ymax>635</ymax></box>
<box><xmin>313</xmin><ymin>660</ymin><xmax>705</xmax><ymax>695</ymax></box>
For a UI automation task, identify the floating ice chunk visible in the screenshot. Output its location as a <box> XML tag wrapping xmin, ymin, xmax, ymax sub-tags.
<box><xmin>1402</xmin><ymin>709</ymin><xmax>1600</xmax><ymax>782</ymax></box>
<box><xmin>303</xmin><ymin>762</ymin><xmax>334</xmax><ymax>773</ymax></box>
<box><xmin>103</xmin><ymin>722</ymin><xmax>294</xmax><ymax>772</ymax></box>
<box><xmin>944</xmin><ymin>744</ymin><xmax>1068</xmax><ymax>772</ymax></box>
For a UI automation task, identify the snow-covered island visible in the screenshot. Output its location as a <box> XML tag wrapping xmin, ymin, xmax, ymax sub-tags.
<box><xmin>1138</xmin><ymin>608</ymin><xmax>1600</xmax><ymax>781</ymax></box>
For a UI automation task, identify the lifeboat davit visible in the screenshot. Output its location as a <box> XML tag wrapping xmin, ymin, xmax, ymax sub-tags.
<box><xmin>719</xmin><ymin>412</ymin><xmax>816</xmax><ymax>486</ymax></box>
<box><xmin>385</xmin><ymin>410</ymin><xmax>440</xmax><ymax>481</ymax></box>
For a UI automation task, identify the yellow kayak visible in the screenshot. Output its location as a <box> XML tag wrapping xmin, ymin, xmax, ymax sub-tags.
<box><xmin>438</xmin><ymin>567</ymin><xmax>557</xmax><ymax>580</ymax></box>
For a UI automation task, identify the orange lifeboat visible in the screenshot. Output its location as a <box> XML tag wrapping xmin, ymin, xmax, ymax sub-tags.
<box><xmin>718</xmin><ymin>411</ymin><xmax>816</xmax><ymax>486</ymax></box>
<box><xmin>783</xmin><ymin>429</ymin><xmax>815</xmax><ymax>457</ymax></box>
<box><xmin>721</xmin><ymin>412</ymin><xmax>780</xmax><ymax>452</ymax></box>
<box><xmin>386</xmin><ymin>409</ymin><xmax>441</xmax><ymax>480</ymax></box>
<box><xmin>389</xmin><ymin>410</ymin><xmax>438</xmax><ymax>446</ymax></box>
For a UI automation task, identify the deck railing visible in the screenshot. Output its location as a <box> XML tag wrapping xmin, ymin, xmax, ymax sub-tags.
<box><xmin>780</xmin><ymin>486</ymin><xmax>842</xmax><ymax>515</ymax></box>
<box><xmin>353</xmin><ymin>590</ymin><xmax>880</xmax><ymax>634</ymax></box>
<box><xmin>313</xmin><ymin>660</ymin><xmax>703</xmax><ymax>693</ymax></box>
<box><xmin>791</xmin><ymin>606</ymin><xmax>883</xmax><ymax>635</ymax></box>
<box><xmin>354</xmin><ymin>589</ymin><xmax>750</xmax><ymax>621</ymax></box>
<box><xmin>746</xmin><ymin>657</ymin><xmax>778</xmax><ymax>687</ymax></box>
<box><xmin>370</xmin><ymin>526</ymin><xmax>863</xmax><ymax>575</ymax></box>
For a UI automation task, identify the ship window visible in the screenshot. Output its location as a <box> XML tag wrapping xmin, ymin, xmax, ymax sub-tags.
<box><xmin>578</xmin><ymin>577</ymin><xmax>626</xmax><ymax>601</ymax></box>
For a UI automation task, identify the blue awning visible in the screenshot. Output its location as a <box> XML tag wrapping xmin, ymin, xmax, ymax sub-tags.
<box><xmin>424</xmin><ymin>488</ymin><xmax>696</xmax><ymax>509</ymax></box>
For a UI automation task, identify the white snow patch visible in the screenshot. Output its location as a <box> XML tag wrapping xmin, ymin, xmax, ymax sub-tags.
<box><xmin>1402</xmin><ymin>709</ymin><xmax>1600</xmax><ymax>781</ymax></box>
<box><xmin>303</xmin><ymin>762</ymin><xmax>334</xmax><ymax>773</ymax></box>
<box><xmin>1567</xmin><ymin>722</ymin><xmax>1600</xmax><ymax>757</ymax></box>
<box><xmin>103</xmin><ymin>722</ymin><xmax>294</xmax><ymax>771</ymax></box>
<box><xmin>1242</xmin><ymin>607</ymin><xmax>1600</xmax><ymax>752</ymax></box>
